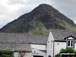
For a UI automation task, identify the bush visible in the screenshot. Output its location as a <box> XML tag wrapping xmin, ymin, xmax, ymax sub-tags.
<box><xmin>55</xmin><ymin>48</ymin><xmax>76</xmax><ymax>57</ymax></box>
<box><xmin>0</xmin><ymin>50</ymin><xmax>14</xmax><ymax>57</ymax></box>
<box><xmin>55</xmin><ymin>54</ymin><xmax>60</xmax><ymax>57</ymax></box>
<box><xmin>60</xmin><ymin>48</ymin><xmax>75</xmax><ymax>53</ymax></box>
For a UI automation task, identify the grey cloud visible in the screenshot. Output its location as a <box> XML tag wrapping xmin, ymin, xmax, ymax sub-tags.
<box><xmin>8</xmin><ymin>0</ymin><xmax>25</xmax><ymax>4</ymax></box>
<box><xmin>50</xmin><ymin>0</ymin><xmax>76</xmax><ymax>21</ymax></box>
<box><xmin>0</xmin><ymin>0</ymin><xmax>76</xmax><ymax>28</ymax></box>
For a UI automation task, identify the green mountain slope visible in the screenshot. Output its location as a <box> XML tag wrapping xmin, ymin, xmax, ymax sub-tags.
<box><xmin>0</xmin><ymin>4</ymin><xmax>76</xmax><ymax>35</ymax></box>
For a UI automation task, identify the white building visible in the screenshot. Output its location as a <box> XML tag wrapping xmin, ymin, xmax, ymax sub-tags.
<box><xmin>0</xmin><ymin>33</ymin><xmax>48</xmax><ymax>57</ymax></box>
<box><xmin>0</xmin><ymin>29</ymin><xmax>76</xmax><ymax>57</ymax></box>
<box><xmin>47</xmin><ymin>29</ymin><xmax>76</xmax><ymax>57</ymax></box>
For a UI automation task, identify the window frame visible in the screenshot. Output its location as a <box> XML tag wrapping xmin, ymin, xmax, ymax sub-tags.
<box><xmin>67</xmin><ymin>39</ymin><xmax>75</xmax><ymax>48</ymax></box>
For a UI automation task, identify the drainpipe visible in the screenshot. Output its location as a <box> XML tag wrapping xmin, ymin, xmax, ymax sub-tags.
<box><xmin>53</xmin><ymin>41</ymin><xmax>54</xmax><ymax>57</ymax></box>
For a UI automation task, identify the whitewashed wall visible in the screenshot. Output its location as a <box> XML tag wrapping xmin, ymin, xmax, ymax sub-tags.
<box><xmin>24</xmin><ymin>53</ymin><xmax>32</xmax><ymax>57</ymax></box>
<box><xmin>14</xmin><ymin>52</ymin><xmax>18</xmax><ymax>57</ymax></box>
<box><xmin>14</xmin><ymin>52</ymin><xmax>32</xmax><ymax>57</ymax></box>
<box><xmin>31</xmin><ymin>44</ymin><xmax>46</xmax><ymax>50</ymax></box>
<box><xmin>31</xmin><ymin>44</ymin><xmax>47</xmax><ymax>57</ymax></box>
<box><xmin>47</xmin><ymin>32</ymin><xmax>54</xmax><ymax>57</ymax></box>
<box><xmin>74</xmin><ymin>43</ymin><xmax>76</xmax><ymax>50</ymax></box>
<box><xmin>32</xmin><ymin>48</ymin><xmax>46</xmax><ymax>57</ymax></box>
<box><xmin>54</xmin><ymin>42</ymin><xmax>66</xmax><ymax>55</ymax></box>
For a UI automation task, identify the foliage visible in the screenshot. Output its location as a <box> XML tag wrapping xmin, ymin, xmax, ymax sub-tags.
<box><xmin>0</xmin><ymin>50</ymin><xmax>14</xmax><ymax>57</ymax></box>
<box><xmin>60</xmin><ymin>48</ymin><xmax>75</xmax><ymax>53</ymax></box>
<box><xmin>55</xmin><ymin>48</ymin><xmax>76</xmax><ymax>57</ymax></box>
<box><xmin>55</xmin><ymin>54</ymin><xmax>60</xmax><ymax>57</ymax></box>
<box><xmin>30</xmin><ymin>21</ymin><xmax>44</xmax><ymax>31</ymax></box>
<box><xmin>30</xmin><ymin>21</ymin><xmax>49</xmax><ymax>35</ymax></box>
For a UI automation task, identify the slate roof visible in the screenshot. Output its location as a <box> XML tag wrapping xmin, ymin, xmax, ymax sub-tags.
<box><xmin>0</xmin><ymin>33</ymin><xmax>48</xmax><ymax>51</ymax></box>
<box><xmin>14</xmin><ymin>44</ymin><xmax>31</xmax><ymax>52</ymax></box>
<box><xmin>51</xmin><ymin>29</ymin><xmax>76</xmax><ymax>41</ymax></box>
<box><xmin>0</xmin><ymin>33</ymin><xmax>48</xmax><ymax>45</ymax></box>
<box><xmin>0</xmin><ymin>43</ymin><xmax>31</xmax><ymax>51</ymax></box>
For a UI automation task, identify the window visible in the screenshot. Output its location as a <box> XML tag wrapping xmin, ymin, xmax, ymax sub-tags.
<box><xmin>57</xmin><ymin>43</ymin><xmax>59</xmax><ymax>45</ymax></box>
<box><xmin>67</xmin><ymin>40</ymin><xmax>74</xmax><ymax>48</ymax></box>
<box><xmin>68</xmin><ymin>40</ymin><xmax>70</xmax><ymax>46</ymax></box>
<box><xmin>71</xmin><ymin>41</ymin><xmax>73</xmax><ymax>46</ymax></box>
<box><xmin>33</xmin><ymin>56</ymin><xmax>43</xmax><ymax>57</ymax></box>
<box><xmin>48</xmin><ymin>55</ymin><xmax>51</xmax><ymax>57</ymax></box>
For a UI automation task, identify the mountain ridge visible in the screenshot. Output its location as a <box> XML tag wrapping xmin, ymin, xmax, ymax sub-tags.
<box><xmin>0</xmin><ymin>4</ymin><xmax>76</xmax><ymax>35</ymax></box>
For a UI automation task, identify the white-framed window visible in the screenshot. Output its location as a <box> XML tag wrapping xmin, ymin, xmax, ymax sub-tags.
<box><xmin>67</xmin><ymin>40</ymin><xmax>74</xmax><ymax>48</ymax></box>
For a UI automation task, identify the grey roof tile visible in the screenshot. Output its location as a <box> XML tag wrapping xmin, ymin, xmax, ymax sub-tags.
<box><xmin>0</xmin><ymin>33</ymin><xmax>48</xmax><ymax>44</ymax></box>
<box><xmin>51</xmin><ymin>29</ymin><xmax>76</xmax><ymax>40</ymax></box>
<box><xmin>0</xmin><ymin>43</ymin><xmax>31</xmax><ymax>51</ymax></box>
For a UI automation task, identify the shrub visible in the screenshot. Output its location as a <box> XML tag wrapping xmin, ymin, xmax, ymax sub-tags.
<box><xmin>55</xmin><ymin>48</ymin><xmax>76</xmax><ymax>57</ymax></box>
<box><xmin>55</xmin><ymin>54</ymin><xmax>60</xmax><ymax>57</ymax></box>
<box><xmin>60</xmin><ymin>48</ymin><xmax>75</xmax><ymax>53</ymax></box>
<box><xmin>0</xmin><ymin>50</ymin><xmax>14</xmax><ymax>57</ymax></box>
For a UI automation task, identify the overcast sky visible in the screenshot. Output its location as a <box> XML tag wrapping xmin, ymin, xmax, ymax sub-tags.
<box><xmin>0</xmin><ymin>0</ymin><xmax>76</xmax><ymax>28</ymax></box>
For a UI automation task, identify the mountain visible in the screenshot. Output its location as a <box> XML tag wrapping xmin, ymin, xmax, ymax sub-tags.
<box><xmin>0</xmin><ymin>4</ymin><xmax>76</xmax><ymax>35</ymax></box>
